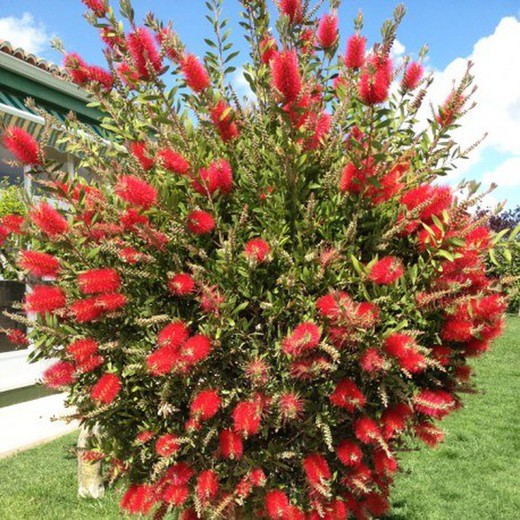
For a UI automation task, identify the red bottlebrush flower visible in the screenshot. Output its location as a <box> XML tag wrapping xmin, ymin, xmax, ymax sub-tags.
<box><xmin>168</xmin><ymin>273</ymin><xmax>196</xmax><ymax>296</ymax></box>
<box><xmin>363</xmin><ymin>492</ymin><xmax>389</xmax><ymax>518</ymax></box>
<box><xmin>249</xmin><ymin>468</ymin><xmax>267</xmax><ymax>487</ymax></box>
<box><xmin>158</xmin><ymin>321</ymin><xmax>190</xmax><ymax>349</ymax></box>
<box><xmin>260</xmin><ymin>35</ymin><xmax>278</xmax><ymax>64</ymax></box>
<box><xmin>303</xmin><ymin>453</ymin><xmax>331</xmax><ymax>487</ymax></box>
<box><xmin>278</xmin><ymin>392</ymin><xmax>304</xmax><ymax>421</ymax></box>
<box><xmin>81</xmin><ymin>0</ymin><xmax>106</xmax><ymax>17</ymax></box>
<box><xmin>163</xmin><ymin>484</ymin><xmax>189</xmax><ymax>505</ymax></box>
<box><xmin>117</xmin><ymin>61</ymin><xmax>140</xmax><ymax>89</ymax></box>
<box><xmin>384</xmin><ymin>332</ymin><xmax>416</xmax><ymax>358</ymax></box>
<box><xmin>147</xmin><ymin>345</ymin><xmax>178</xmax><ymax>376</ymax></box>
<box><xmin>360</xmin><ymin>348</ymin><xmax>385</xmax><ymax>373</ymax></box>
<box><xmin>436</xmin><ymin>92</ymin><xmax>465</xmax><ymax>127</ymax></box>
<box><xmin>64</xmin><ymin>53</ymin><xmax>90</xmax><ymax>85</ymax></box>
<box><xmin>354</xmin><ymin>416</ymin><xmax>382</xmax><ymax>445</ymax></box>
<box><xmin>18</xmin><ymin>250</ymin><xmax>60</xmax><ymax>279</ymax></box>
<box><xmin>285</xmin><ymin>505</ymin><xmax>306</xmax><ymax>520</ymax></box>
<box><xmin>196</xmin><ymin>470</ymin><xmax>219</xmax><ymax>503</ymax></box>
<box><xmin>94</xmin><ymin>293</ymin><xmax>127</xmax><ymax>313</ymax></box>
<box><xmin>120</xmin><ymin>247</ymin><xmax>145</xmax><ymax>264</ymax></box>
<box><xmin>245</xmin><ymin>358</ymin><xmax>270</xmax><ymax>385</ymax></box>
<box><xmin>78</xmin><ymin>268</ymin><xmax>121</xmax><ymax>295</ymax></box>
<box><xmin>472</xmin><ymin>294</ymin><xmax>507</xmax><ymax>320</ymax></box>
<box><xmin>181</xmin><ymin>54</ymin><xmax>210</xmax><ymax>93</ymax></box>
<box><xmin>76</xmin><ymin>354</ymin><xmax>104</xmax><ymax>373</ymax></box>
<box><xmin>121</xmin><ymin>208</ymin><xmax>149</xmax><ymax>231</ymax></box>
<box><xmin>414</xmin><ymin>421</ymin><xmax>445</xmax><ymax>447</ymax></box>
<box><xmin>336</xmin><ymin>440</ymin><xmax>363</xmax><ymax>467</ymax></box>
<box><xmin>358</xmin><ymin>55</ymin><xmax>392</xmax><ymax>105</ymax></box>
<box><xmin>233</xmin><ymin>400</ymin><xmax>262</xmax><ymax>437</ymax></box>
<box><xmin>120</xmin><ymin>484</ymin><xmax>156</xmax><ymax>515</ymax></box>
<box><xmin>115</xmin><ymin>175</ymin><xmax>157</xmax><ymax>209</ymax></box>
<box><xmin>339</xmin><ymin>158</ymin><xmax>375</xmax><ymax>195</ymax></box>
<box><xmin>67</xmin><ymin>338</ymin><xmax>99</xmax><ymax>363</ymax></box>
<box><xmin>127</xmin><ymin>27</ymin><xmax>162</xmax><ymax>80</ymax></box>
<box><xmin>163</xmin><ymin>462</ymin><xmax>194</xmax><ymax>486</ymax></box>
<box><xmin>129</xmin><ymin>141</ymin><xmax>154</xmax><ymax>171</ymax></box>
<box><xmin>2</xmin><ymin>126</ymin><xmax>41</xmax><ymax>165</ymax></box>
<box><xmin>211</xmin><ymin>100</ymin><xmax>240</xmax><ymax>142</ymax></box>
<box><xmin>156</xmin><ymin>433</ymin><xmax>180</xmax><ymax>457</ymax></box>
<box><xmin>401</xmin><ymin>185</ymin><xmax>453</xmax><ymax>224</ymax></box>
<box><xmin>200</xmin><ymin>285</ymin><xmax>224</xmax><ymax>315</ymax></box>
<box><xmin>30</xmin><ymin>202</ymin><xmax>68</xmax><ymax>238</ymax></box>
<box><xmin>69</xmin><ymin>297</ymin><xmax>102</xmax><ymax>323</ymax></box>
<box><xmin>178</xmin><ymin>334</ymin><xmax>212</xmax><ymax>368</ymax></box>
<box><xmin>402</xmin><ymin>62</ymin><xmax>424</xmax><ymax>91</ymax></box>
<box><xmin>316</xmin><ymin>290</ymin><xmax>352</xmax><ymax>321</ymax></box>
<box><xmin>0</xmin><ymin>225</ymin><xmax>10</xmax><ymax>245</ymax></box>
<box><xmin>6</xmin><ymin>329</ymin><xmax>28</xmax><ymax>346</ymax></box>
<box><xmin>86</xmin><ymin>65</ymin><xmax>113</xmax><ymax>90</ymax></box>
<box><xmin>373</xmin><ymin>447</ymin><xmax>398</xmax><ymax>475</ymax></box>
<box><xmin>90</xmin><ymin>373</ymin><xmax>121</xmax><ymax>404</ymax></box>
<box><xmin>244</xmin><ymin>238</ymin><xmax>271</xmax><ymax>262</ymax></box>
<box><xmin>190</xmin><ymin>389</ymin><xmax>221</xmax><ymax>420</ymax></box>
<box><xmin>282</xmin><ymin>322</ymin><xmax>321</xmax><ymax>356</ymax></box>
<box><xmin>414</xmin><ymin>389</ymin><xmax>455</xmax><ymax>419</ymax></box>
<box><xmin>381</xmin><ymin>403</ymin><xmax>412</xmax><ymax>439</ymax></box>
<box><xmin>158</xmin><ymin>148</ymin><xmax>190</xmax><ymax>175</ymax></box>
<box><xmin>441</xmin><ymin>319</ymin><xmax>473</xmax><ymax>342</ymax></box>
<box><xmin>42</xmin><ymin>361</ymin><xmax>76</xmax><ymax>389</ymax></box>
<box><xmin>135</xmin><ymin>430</ymin><xmax>154</xmax><ymax>444</ymax></box>
<box><xmin>466</xmin><ymin>226</ymin><xmax>491</xmax><ymax>249</ymax></box>
<box><xmin>329</xmin><ymin>379</ymin><xmax>366</xmax><ymax>412</ymax></box>
<box><xmin>279</xmin><ymin>0</ymin><xmax>303</xmax><ymax>24</ymax></box>
<box><xmin>271</xmin><ymin>50</ymin><xmax>302</xmax><ymax>102</ymax></box>
<box><xmin>455</xmin><ymin>364</ymin><xmax>472</xmax><ymax>381</ymax></box>
<box><xmin>368</xmin><ymin>256</ymin><xmax>404</xmax><ymax>285</ymax></box>
<box><xmin>344</xmin><ymin>34</ymin><xmax>366</xmax><ymax>69</ymax></box>
<box><xmin>2</xmin><ymin>214</ymin><xmax>24</xmax><ymax>234</ymax></box>
<box><xmin>25</xmin><ymin>285</ymin><xmax>66</xmax><ymax>314</ymax></box>
<box><xmin>317</xmin><ymin>14</ymin><xmax>338</xmax><ymax>49</ymax></box>
<box><xmin>305</xmin><ymin>111</ymin><xmax>332</xmax><ymax>150</ymax></box>
<box><xmin>266</xmin><ymin>489</ymin><xmax>290</xmax><ymax>519</ymax></box>
<box><xmin>219</xmin><ymin>429</ymin><xmax>243</xmax><ymax>459</ymax></box>
<box><xmin>194</xmin><ymin>159</ymin><xmax>234</xmax><ymax>196</ymax></box>
<box><xmin>187</xmin><ymin>210</ymin><xmax>216</xmax><ymax>235</ymax></box>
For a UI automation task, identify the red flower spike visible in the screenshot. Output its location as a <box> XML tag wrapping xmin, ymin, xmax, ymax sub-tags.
<box><xmin>190</xmin><ymin>389</ymin><xmax>221</xmax><ymax>421</ymax></box>
<box><xmin>219</xmin><ymin>429</ymin><xmax>243</xmax><ymax>459</ymax></box>
<box><xmin>64</xmin><ymin>53</ymin><xmax>89</xmax><ymax>85</ymax></box>
<box><xmin>147</xmin><ymin>345</ymin><xmax>178</xmax><ymax>376</ymax></box>
<box><xmin>414</xmin><ymin>389</ymin><xmax>455</xmax><ymax>419</ymax></box>
<box><xmin>6</xmin><ymin>329</ymin><xmax>28</xmax><ymax>346</ymax></box>
<box><xmin>2</xmin><ymin>214</ymin><xmax>24</xmax><ymax>235</ymax></box>
<box><xmin>330</xmin><ymin>379</ymin><xmax>366</xmax><ymax>412</ymax></box>
<box><xmin>260</xmin><ymin>35</ymin><xmax>278</xmax><ymax>64</ymax></box>
<box><xmin>120</xmin><ymin>484</ymin><xmax>157</xmax><ymax>515</ymax></box>
<box><xmin>158</xmin><ymin>321</ymin><xmax>190</xmax><ymax>349</ymax></box>
<box><xmin>81</xmin><ymin>0</ymin><xmax>106</xmax><ymax>17</ymax></box>
<box><xmin>67</xmin><ymin>338</ymin><xmax>99</xmax><ymax>363</ymax></box>
<box><xmin>271</xmin><ymin>50</ymin><xmax>302</xmax><ymax>102</ymax></box>
<box><xmin>344</xmin><ymin>34</ymin><xmax>366</xmax><ymax>69</ymax></box>
<box><xmin>178</xmin><ymin>334</ymin><xmax>212</xmax><ymax>368</ymax></box>
<box><xmin>78</xmin><ymin>268</ymin><xmax>121</xmax><ymax>295</ymax></box>
<box><xmin>211</xmin><ymin>100</ymin><xmax>240</xmax><ymax>142</ymax></box>
<box><xmin>158</xmin><ymin>148</ymin><xmax>190</xmax><ymax>175</ymax></box>
<box><xmin>18</xmin><ymin>251</ymin><xmax>60</xmax><ymax>279</ymax></box>
<box><xmin>42</xmin><ymin>361</ymin><xmax>76</xmax><ymax>389</ymax></box>
<box><xmin>181</xmin><ymin>54</ymin><xmax>210</xmax><ymax>93</ymax></box>
<box><xmin>402</xmin><ymin>62</ymin><xmax>424</xmax><ymax>91</ymax></box>
<box><xmin>168</xmin><ymin>273</ymin><xmax>196</xmax><ymax>296</ymax></box>
<box><xmin>414</xmin><ymin>421</ymin><xmax>445</xmax><ymax>447</ymax></box>
<box><xmin>187</xmin><ymin>210</ymin><xmax>215</xmax><ymax>235</ymax></box>
<box><xmin>232</xmin><ymin>400</ymin><xmax>262</xmax><ymax>437</ymax></box>
<box><xmin>30</xmin><ymin>202</ymin><xmax>68</xmax><ymax>238</ymax></box>
<box><xmin>354</xmin><ymin>416</ymin><xmax>382</xmax><ymax>445</ymax></box>
<box><xmin>127</xmin><ymin>27</ymin><xmax>162</xmax><ymax>80</ymax></box>
<box><xmin>2</xmin><ymin>126</ymin><xmax>42</xmax><ymax>165</ymax></box>
<box><xmin>155</xmin><ymin>433</ymin><xmax>180</xmax><ymax>457</ymax></box>
<box><xmin>282</xmin><ymin>322</ymin><xmax>321</xmax><ymax>356</ymax></box>
<box><xmin>278</xmin><ymin>392</ymin><xmax>304</xmax><ymax>421</ymax></box>
<box><xmin>90</xmin><ymin>373</ymin><xmax>121</xmax><ymax>404</ymax></box>
<box><xmin>368</xmin><ymin>256</ymin><xmax>404</xmax><ymax>285</ymax></box>
<box><xmin>266</xmin><ymin>489</ymin><xmax>290</xmax><ymax>519</ymax></box>
<box><xmin>359</xmin><ymin>55</ymin><xmax>393</xmax><ymax>105</ymax></box>
<box><xmin>336</xmin><ymin>440</ymin><xmax>363</xmax><ymax>467</ymax></box>
<box><xmin>115</xmin><ymin>175</ymin><xmax>158</xmax><ymax>209</ymax></box>
<box><xmin>302</xmin><ymin>453</ymin><xmax>331</xmax><ymax>488</ymax></box>
<box><xmin>24</xmin><ymin>285</ymin><xmax>66</xmax><ymax>315</ymax></box>
<box><xmin>162</xmin><ymin>484</ymin><xmax>189</xmax><ymax>506</ymax></box>
<box><xmin>244</xmin><ymin>238</ymin><xmax>271</xmax><ymax>263</ymax></box>
<box><xmin>360</xmin><ymin>348</ymin><xmax>385</xmax><ymax>373</ymax></box>
<box><xmin>196</xmin><ymin>470</ymin><xmax>220</xmax><ymax>503</ymax></box>
<box><xmin>86</xmin><ymin>65</ymin><xmax>113</xmax><ymax>90</ymax></box>
<box><xmin>194</xmin><ymin>159</ymin><xmax>234</xmax><ymax>196</ymax></box>
<box><xmin>317</xmin><ymin>14</ymin><xmax>339</xmax><ymax>49</ymax></box>
<box><xmin>129</xmin><ymin>141</ymin><xmax>155</xmax><ymax>171</ymax></box>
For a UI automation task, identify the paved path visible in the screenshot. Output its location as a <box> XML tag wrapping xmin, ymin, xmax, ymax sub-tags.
<box><xmin>0</xmin><ymin>393</ymin><xmax>77</xmax><ymax>458</ymax></box>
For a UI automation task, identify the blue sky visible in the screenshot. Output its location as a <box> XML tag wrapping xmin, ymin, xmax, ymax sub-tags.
<box><xmin>1</xmin><ymin>0</ymin><xmax>519</xmax><ymax>207</ymax></box>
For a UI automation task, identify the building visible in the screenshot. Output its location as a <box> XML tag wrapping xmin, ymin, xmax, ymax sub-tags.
<box><xmin>0</xmin><ymin>40</ymin><xmax>102</xmax><ymax>455</ymax></box>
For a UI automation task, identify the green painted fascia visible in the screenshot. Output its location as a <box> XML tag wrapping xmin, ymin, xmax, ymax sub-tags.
<box><xmin>0</xmin><ymin>68</ymin><xmax>102</xmax><ymax>123</ymax></box>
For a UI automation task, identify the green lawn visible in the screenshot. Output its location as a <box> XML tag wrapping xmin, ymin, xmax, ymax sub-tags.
<box><xmin>0</xmin><ymin>318</ymin><xmax>518</xmax><ymax>520</ymax></box>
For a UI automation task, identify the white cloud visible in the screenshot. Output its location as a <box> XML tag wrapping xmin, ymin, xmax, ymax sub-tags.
<box><xmin>481</xmin><ymin>156</ymin><xmax>520</xmax><ymax>188</ymax></box>
<box><xmin>420</xmin><ymin>16</ymin><xmax>520</xmax><ymax>179</ymax></box>
<box><xmin>0</xmin><ymin>13</ymin><xmax>50</xmax><ymax>54</ymax></box>
<box><xmin>390</xmin><ymin>39</ymin><xmax>405</xmax><ymax>59</ymax></box>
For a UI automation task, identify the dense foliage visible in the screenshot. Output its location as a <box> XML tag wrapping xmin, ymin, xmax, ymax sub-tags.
<box><xmin>0</xmin><ymin>0</ymin><xmax>514</xmax><ymax>518</ymax></box>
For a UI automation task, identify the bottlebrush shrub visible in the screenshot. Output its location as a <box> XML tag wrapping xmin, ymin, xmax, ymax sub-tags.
<box><xmin>0</xmin><ymin>0</ymin><xmax>514</xmax><ymax>518</ymax></box>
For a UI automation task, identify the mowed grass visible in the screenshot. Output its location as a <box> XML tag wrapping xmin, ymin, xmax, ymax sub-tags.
<box><xmin>0</xmin><ymin>318</ymin><xmax>518</xmax><ymax>520</ymax></box>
